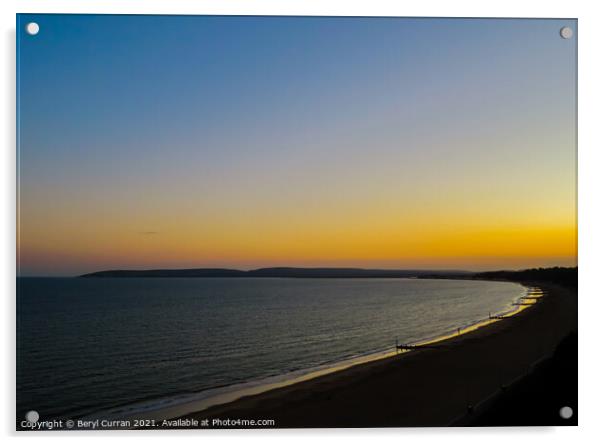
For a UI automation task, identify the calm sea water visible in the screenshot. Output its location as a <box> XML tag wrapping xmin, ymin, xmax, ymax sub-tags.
<box><xmin>17</xmin><ymin>277</ymin><xmax>524</xmax><ymax>421</ymax></box>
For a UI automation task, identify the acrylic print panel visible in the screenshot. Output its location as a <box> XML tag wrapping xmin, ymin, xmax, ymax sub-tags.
<box><xmin>16</xmin><ymin>14</ymin><xmax>577</xmax><ymax>430</ymax></box>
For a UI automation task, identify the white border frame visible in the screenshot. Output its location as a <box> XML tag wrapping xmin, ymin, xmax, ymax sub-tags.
<box><xmin>3</xmin><ymin>1</ymin><xmax>600</xmax><ymax>444</ymax></box>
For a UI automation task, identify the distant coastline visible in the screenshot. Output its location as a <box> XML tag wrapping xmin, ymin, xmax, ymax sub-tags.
<box><xmin>79</xmin><ymin>266</ymin><xmax>577</xmax><ymax>288</ymax></box>
<box><xmin>79</xmin><ymin>267</ymin><xmax>472</xmax><ymax>279</ymax></box>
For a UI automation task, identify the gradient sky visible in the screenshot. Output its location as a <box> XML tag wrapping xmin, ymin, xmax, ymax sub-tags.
<box><xmin>17</xmin><ymin>15</ymin><xmax>577</xmax><ymax>276</ymax></box>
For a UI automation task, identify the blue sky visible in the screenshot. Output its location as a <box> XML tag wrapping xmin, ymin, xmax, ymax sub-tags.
<box><xmin>17</xmin><ymin>15</ymin><xmax>577</xmax><ymax>275</ymax></box>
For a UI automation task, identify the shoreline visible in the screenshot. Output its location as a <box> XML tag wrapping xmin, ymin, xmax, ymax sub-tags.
<box><xmin>164</xmin><ymin>280</ymin><xmax>576</xmax><ymax>427</ymax></box>
<box><xmin>107</xmin><ymin>281</ymin><xmax>528</xmax><ymax>423</ymax></box>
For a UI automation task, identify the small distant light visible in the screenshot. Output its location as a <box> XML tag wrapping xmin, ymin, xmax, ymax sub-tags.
<box><xmin>25</xmin><ymin>22</ymin><xmax>40</xmax><ymax>36</ymax></box>
<box><xmin>559</xmin><ymin>406</ymin><xmax>573</xmax><ymax>419</ymax></box>
<box><xmin>559</xmin><ymin>26</ymin><xmax>573</xmax><ymax>39</ymax></box>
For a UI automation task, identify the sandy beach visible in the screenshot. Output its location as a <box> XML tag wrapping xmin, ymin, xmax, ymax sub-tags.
<box><xmin>172</xmin><ymin>281</ymin><xmax>577</xmax><ymax>427</ymax></box>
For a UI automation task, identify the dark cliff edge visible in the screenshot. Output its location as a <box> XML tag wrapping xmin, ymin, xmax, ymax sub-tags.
<box><xmin>473</xmin><ymin>267</ymin><xmax>577</xmax><ymax>289</ymax></box>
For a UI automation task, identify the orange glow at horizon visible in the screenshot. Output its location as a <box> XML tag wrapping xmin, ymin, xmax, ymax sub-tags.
<box><xmin>18</xmin><ymin>156</ymin><xmax>577</xmax><ymax>275</ymax></box>
<box><xmin>18</xmin><ymin>203</ymin><xmax>577</xmax><ymax>275</ymax></box>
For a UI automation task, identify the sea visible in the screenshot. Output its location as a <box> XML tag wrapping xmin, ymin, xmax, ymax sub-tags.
<box><xmin>16</xmin><ymin>277</ymin><xmax>525</xmax><ymax>422</ymax></box>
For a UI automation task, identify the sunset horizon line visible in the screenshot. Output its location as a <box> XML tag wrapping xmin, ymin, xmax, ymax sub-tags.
<box><xmin>17</xmin><ymin>263</ymin><xmax>577</xmax><ymax>278</ymax></box>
